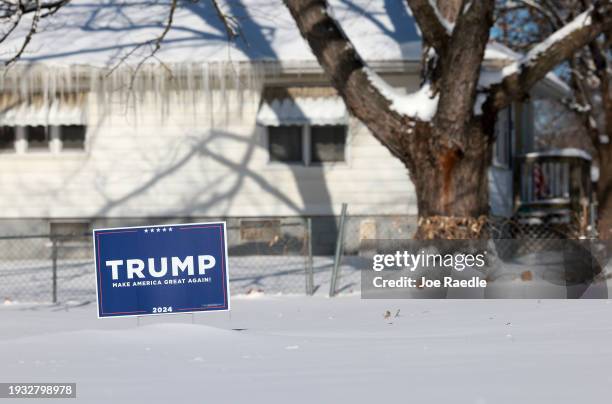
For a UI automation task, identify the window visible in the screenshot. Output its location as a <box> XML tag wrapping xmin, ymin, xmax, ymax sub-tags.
<box><xmin>267</xmin><ymin>124</ymin><xmax>346</xmax><ymax>165</ymax></box>
<box><xmin>0</xmin><ymin>126</ymin><xmax>16</xmax><ymax>152</ymax></box>
<box><xmin>60</xmin><ymin>125</ymin><xmax>86</xmax><ymax>150</ymax></box>
<box><xmin>268</xmin><ymin>126</ymin><xmax>303</xmax><ymax>163</ymax></box>
<box><xmin>26</xmin><ymin>126</ymin><xmax>49</xmax><ymax>150</ymax></box>
<box><xmin>493</xmin><ymin>107</ymin><xmax>513</xmax><ymax>168</ymax></box>
<box><xmin>311</xmin><ymin>125</ymin><xmax>346</xmax><ymax>163</ymax></box>
<box><xmin>0</xmin><ymin>125</ymin><xmax>86</xmax><ymax>153</ymax></box>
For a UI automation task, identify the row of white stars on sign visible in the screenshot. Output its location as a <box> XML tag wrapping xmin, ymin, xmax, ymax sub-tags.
<box><xmin>143</xmin><ymin>227</ymin><xmax>173</xmax><ymax>233</ymax></box>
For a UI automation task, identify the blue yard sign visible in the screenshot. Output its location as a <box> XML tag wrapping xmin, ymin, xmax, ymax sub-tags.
<box><xmin>93</xmin><ymin>222</ymin><xmax>230</xmax><ymax>318</ymax></box>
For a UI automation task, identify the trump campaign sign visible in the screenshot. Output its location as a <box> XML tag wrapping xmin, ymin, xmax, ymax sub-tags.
<box><xmin>93</xmin><ymin>222</ymin><xmax>230</xmax><ymax>318</ymax></box>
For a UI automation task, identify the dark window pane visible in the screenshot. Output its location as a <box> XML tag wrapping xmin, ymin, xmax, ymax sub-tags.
<box><xmin>60</xmin><ymin>125</ymin><xmax>86</xmax><ymax>150</ymax></box>
<box><xmin>311</xmin><ymin>125</ymin><xmax>346</xmax><ymax>163</ymax></box>
<box><xmin>0</xmin><ymin>126</ymin><xmax>15</xmax><ymax>151</ymax></box>
<box><xmin>26</xmin><ymin>126</ymin><xmax>49</xmax><ymax>149</ymax></box>
<box><xmin>268</xmin><ymin>126</ymin><xmax>302</xmax><ymax>163</ymax></box>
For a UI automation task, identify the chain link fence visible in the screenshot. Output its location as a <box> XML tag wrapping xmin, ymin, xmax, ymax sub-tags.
<box><xmin>0</xmin><ymin>217</ymin><xmax>322</xmax><ymax>304</ymax></box>
<box><xmin>0</xmin><ymin>213</ymin><xmax>603</xmax><ymax>303</ymax></box>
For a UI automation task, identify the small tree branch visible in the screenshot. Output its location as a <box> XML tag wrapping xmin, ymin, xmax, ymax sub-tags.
<box><xmin>405</xmin><ymin>0</ymin><xmax>451</xmax><ymax>54</ymax></box>
<box><xmin>4</xmin><ymin>0</ymin><xmax>41</xmax><ymax>67</ymax></box>
<box><xmin>489</xmin><ymin>2</ymin><xmax>612</xmax><ymax>111</ymax></box>
<box><xmin>107</xmin><ymin>0</ymin><xmax>177</xmax><ymax>85</ymax></box>
<box><xmin>1</xmin><ymin>0</ymin><xmax>70</xmax><ymax>18</ymax></box>
<box><xmin>0</xmin><ymin>11</ymin><xmax>22</xmax><ymax>44</ymax></box>
<box><xmin>568</xmin><ymin>56</ymin><xmax>600</xmax><ymax>147</ymax></box>
<box><xmin>210</xmin><ymin>0</ymin><xmax>241</xmax><ymax>41</ymax></box>
<box><xmin>511</xmin><ymin>0</ymin><xmax>564</xmax><ymax>29</ymax></box>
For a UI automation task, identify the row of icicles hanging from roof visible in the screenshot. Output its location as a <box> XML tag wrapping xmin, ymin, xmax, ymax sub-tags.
<box><xmin>0</xmin><ymin>62</ymin><xmax>269</xmax><ymax>124</ymax></box>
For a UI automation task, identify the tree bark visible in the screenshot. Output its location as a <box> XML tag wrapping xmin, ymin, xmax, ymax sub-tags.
<box><xmin>412</xmin><ymin>120</ymin><xmax>492</xmax><ymax>239</ymax></box>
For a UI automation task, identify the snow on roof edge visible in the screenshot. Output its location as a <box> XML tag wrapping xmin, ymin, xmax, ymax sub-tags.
<box><xmin>523</xmin><ymin>148</ymin><xmax>592</xmax><ymax>161</ymax></box>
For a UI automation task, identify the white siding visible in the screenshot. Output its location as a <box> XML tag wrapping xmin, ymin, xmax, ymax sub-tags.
<box><xmin>0</xmin><ymin>85</ymin><xmax>417</xmax><ymax>219</ymax></box>
<box><xmin>0</xmin><ymin>71</ymin><xmax>525</xmax><ymax>220</ymax></box>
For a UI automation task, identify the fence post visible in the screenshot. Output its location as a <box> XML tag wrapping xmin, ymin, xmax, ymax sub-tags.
<box><xmin>330</xmin><ymin>203</ymin><xmax>348</xmax><ymax>297</ymax></box>
<box><xmin>51</xmin><ymin>236</ymin><xmax>58</xmax><ymax>304</ymax></box>
<box><xmin>305</xmin><ymin>217</ymin><xmax>314</xmax><ymax>295</ymax></box>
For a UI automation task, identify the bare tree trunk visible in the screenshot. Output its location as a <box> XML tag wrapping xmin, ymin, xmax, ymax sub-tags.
<box><xmin>410</xmin><ymin>120</ymin><xmax>492</xmax><ymax>239</ymax></box>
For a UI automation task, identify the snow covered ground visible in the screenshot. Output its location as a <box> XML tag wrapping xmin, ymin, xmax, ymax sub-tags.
<box><xmin>2</xmin><ymin>296</ymin><xmax>612</xmax><ymax>404</ymax></box>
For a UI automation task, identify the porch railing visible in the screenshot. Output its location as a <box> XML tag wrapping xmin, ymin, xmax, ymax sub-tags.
<box><xmin>513</xmin><ymin>150</ymin><xmax>592</xmax><ymax>231</ymax></box>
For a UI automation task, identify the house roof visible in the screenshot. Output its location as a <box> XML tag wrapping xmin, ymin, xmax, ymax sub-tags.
<box><xmin>0</xmin><ymin>0</ymin><xmax>569</xmax><ymax>97</ymax></box>
<box><xmin>1</xmin><ymin>0</ymin><xmax>537</xmax><ymax>68</ymax></box>
<box><xmin>0</xmin><ymin>0</ymin><xmax>422</xmax><ymax>67</ymax></box>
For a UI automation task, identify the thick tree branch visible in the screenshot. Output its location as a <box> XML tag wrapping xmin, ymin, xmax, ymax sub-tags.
<box><xmin>490</xmin><ymin>2</ymin><xmax>612</xmax><ymax>111</ymax></box>
<box><xmin>405</xmin><ymin>0</ymin><xmax>451</xmax><ymax>54</ymax></box>
<box><xmin>283</xmin><ymin>0</ymin><xmax>417</xmax><ymax>164</ymax></box>
<box><xmin>433</xmin><ymin>0</ymin><xmax>494</xmax><ymax>150</ymax></box>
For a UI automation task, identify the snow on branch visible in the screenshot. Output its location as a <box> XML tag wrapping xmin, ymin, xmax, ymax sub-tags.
<box><xmin>522</xmin><ymin>10</ymin><xmax>592</xmax><ymax>65</ymax></box>
<box><xmin>363</xmin><ymin>67</ymin><xmax>438</xmax><ymax>121</ymax></box>
<box><xmin>487</xmin><ymin>4</ymin><xmax>611</xmax><ymax>111</ymax></box>
<box><xmin>427</xmin><ymin>0</ymin><xmax>454</xmax><ymax>32</ymax></box>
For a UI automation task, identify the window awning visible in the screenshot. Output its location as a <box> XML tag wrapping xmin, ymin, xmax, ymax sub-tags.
<box><xmin>0</xmin><ymin>97</ymin><xmax>87</xmax><ymax>126</ymax></box>
<box><xmin>256</xmin><ymin>96</ymin><xmax>348</xmax><ymax>126</ymax></box>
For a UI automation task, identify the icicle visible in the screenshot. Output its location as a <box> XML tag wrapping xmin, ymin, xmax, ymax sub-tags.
<box><xmin>1</xmin><ymin>61</ymin><xmax>266</xmax><ymax>129</ymax></box>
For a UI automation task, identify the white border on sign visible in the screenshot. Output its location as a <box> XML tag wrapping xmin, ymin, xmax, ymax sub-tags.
<box><xmin>92</xmin><ymin>221</ymin><xmax>231</xmax><ymax>319</ymax></box>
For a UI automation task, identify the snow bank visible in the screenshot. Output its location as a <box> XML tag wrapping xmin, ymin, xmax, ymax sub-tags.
<box><xmin>2</xmin><ymin>297</ymin><xmax>612</xmax><ymax>403</ymax></box>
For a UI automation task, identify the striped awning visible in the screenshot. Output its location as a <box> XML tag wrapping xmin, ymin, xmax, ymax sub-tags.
<box><xmin>256</xmin><ymin>96</ymin><xmax>348</xmax><ymax>126</ymax></box>
<box><xmin>0</xmin><ymin>95</ymin><xmax>87</xmax><ymax>126</ymax></box>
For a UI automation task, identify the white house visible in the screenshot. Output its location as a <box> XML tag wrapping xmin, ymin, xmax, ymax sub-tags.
<box><xmin>0</xmin><ymin>0</ymin><xmax>569</xmax><ymax>250</ymax></box>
